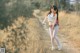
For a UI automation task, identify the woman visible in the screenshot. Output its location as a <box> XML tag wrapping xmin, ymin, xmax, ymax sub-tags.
<box><xmin>42</xmin><ymin>5</ymin><xmax>62</xmax><ymax>50</ymax></box>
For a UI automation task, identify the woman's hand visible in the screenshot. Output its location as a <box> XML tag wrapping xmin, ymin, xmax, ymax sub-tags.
<box><xmin>42</xmin><ymin>21</ymin><xmax>46</xmax><ymax>25</ymax></box>
<box><xmin>42</xmin><ymin>16</ymin><xmax>47</xmax><ymax>25</ymax></box>
<box><xmin>52</xmin><ymin>25</ymin><xmax>54</xmax><ymax>29</ymax></box>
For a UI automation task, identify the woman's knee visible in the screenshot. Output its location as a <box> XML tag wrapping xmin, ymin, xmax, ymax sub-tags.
<box><xmin>51</xmin><ymin>36</ymin><xmax>54</xmax><ymax>40</ymax></box>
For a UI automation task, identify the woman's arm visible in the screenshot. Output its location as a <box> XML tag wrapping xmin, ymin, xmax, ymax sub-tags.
<box><xmin>42</xmin><ymin>16</ymin><xmax>47</xmax><ymax>24</ymax></box>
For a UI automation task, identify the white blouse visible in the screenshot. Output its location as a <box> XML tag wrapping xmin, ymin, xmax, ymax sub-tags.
<box><xmin>47</xmin><ymin>13</ymin><xmax>57</xmax><ymax>23</ymax></box>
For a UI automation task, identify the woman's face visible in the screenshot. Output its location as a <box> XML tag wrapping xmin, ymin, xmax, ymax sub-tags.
<box><xmin>51</xmin><ymin>8</ymin><xmax>54</xmax><ymax>13</ymax></box>
<box><xmin>51</xmin><ymin>8</ymin><xmax>57</xmax><ymax>13</ymax></box>
<box><xmin>53</xmin><ymin>8</ymin><xmax>57</xmax><ymax>13</ymax></box>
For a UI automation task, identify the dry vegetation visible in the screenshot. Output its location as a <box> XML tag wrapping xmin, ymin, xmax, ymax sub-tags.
<box><xmin>0</xmin><ymin>16</ymin><xmax>28</xmax><ymax>53</ymax></box>
<box><xmin>0</xmin><ymin>0</ymin><xmax>80</xmax><ymax>53</ymax></box>
<box><xmin>0</xmin><ymin>10</ymin><xmax>80</xmax><ymax>53</ymax></box>
<box><xmin>39</xmin><ymin>10</ymin><xmax>80</xmax><ymax>48</ymax></box>
<box><xmin>59</xmin><ymin>11</ymin><xmax>80</xmax><ymax>48</ymax></box>
<box><xmin>0</xmin><ymin>15</ymin><xmax>49</xmax><ymax>53</ymax></box>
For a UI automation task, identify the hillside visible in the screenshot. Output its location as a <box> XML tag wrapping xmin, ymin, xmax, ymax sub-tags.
<box><xmin>0</xmin><ymin>10</ymin><xmax>80</xmax><ymax>53</ymax></box>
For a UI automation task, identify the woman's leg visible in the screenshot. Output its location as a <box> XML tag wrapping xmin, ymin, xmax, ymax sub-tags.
<box><xmin>53</xmin><ymin>25</ymin><xmax>62</xmax><ymax>50</ymax></box>
<box><xmin>49</xmin><ymin>26</ymin><xmax>54</xmax><ymax>48</ymax></box>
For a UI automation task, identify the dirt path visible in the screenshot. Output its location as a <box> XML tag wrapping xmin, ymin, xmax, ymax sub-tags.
<box><xmin>33</xmin><ymin>9</ymin><xmax>80</xmax><ymax>53</ymax></box>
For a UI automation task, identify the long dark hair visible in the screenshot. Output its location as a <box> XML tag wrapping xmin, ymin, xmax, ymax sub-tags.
<box><xmin>53</xmin><ymin>5</ymin><xmax>59</xmax><ymax>25</ymax></box>
<box><xmin>48</xmin><ymin>5</ymin><xmax>59</xmax><ymax>25</ymax></box>
<box><xmin>48</xmin><ymin>6</ymin><xmax>53</xmax><ymax>15</ymax></box>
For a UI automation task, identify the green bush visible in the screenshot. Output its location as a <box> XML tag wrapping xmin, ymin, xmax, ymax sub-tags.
<box><xmin>0</xmin><ymin>0</ymin><xmax>33</xmax><ymax>29</ymax></box>
<box><xmin>0</xmin><ymin>0</ymin><xmax>53</xmax><ymax>29</ymax></box>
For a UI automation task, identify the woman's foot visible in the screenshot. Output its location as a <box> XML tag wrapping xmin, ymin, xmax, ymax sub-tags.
<box><xmin>49</xmin><ymin>46</ymin><xmax>55</xmax><ymax>50</ymax></box>
<box><xmin>58</xmin><ymin>45</ymin><xmax>62</xmax><ymax>50</ymax></box>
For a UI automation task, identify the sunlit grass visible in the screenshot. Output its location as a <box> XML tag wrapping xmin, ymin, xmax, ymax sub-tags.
<box><xmin>59</xmin><ymin>11</ymin><xmax>80</xmax><ymax>48</ymax></box>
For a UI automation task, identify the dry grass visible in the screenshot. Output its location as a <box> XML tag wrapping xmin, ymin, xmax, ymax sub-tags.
<box><xmin>0</xmin><ymin>15</ymin><xmax>49</xmax><ymax>53</ymax></box>
<box><xmin>38</xmin><ymin>10</ymin><xmax>80</xmax><ymax>49</ymax></box>
<box><xmin>0</xmin><ymin>16</ymin><xmax>25</xmax><ymax>42</ymax></box>
<box><xmin>59</xmin><ymin>11</ymin><xmax>80</xmax><ymax>48</ymax></box>
<box><xmin>33</xmin><ymin>10</ymin><xmax>80</xmax><ymax>53</ymax></box>
<box><xmin>0</xmin><ymin>10</ymin><xmax>80</xmax><ymax>53</ymax></box>
<box><xmin>36</xmin><ymin>10</ymin><xmax>80</xmax><ymax>48</ymax></box>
